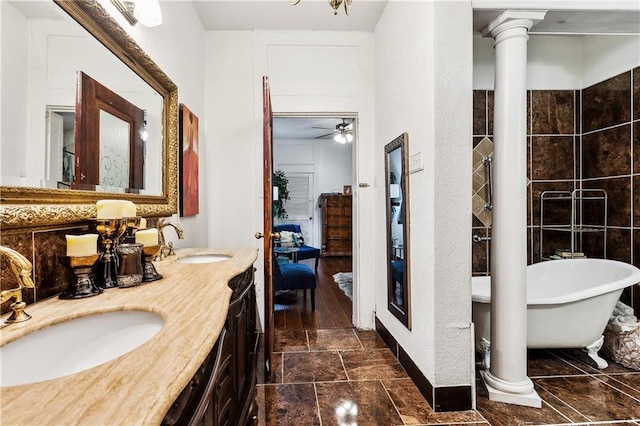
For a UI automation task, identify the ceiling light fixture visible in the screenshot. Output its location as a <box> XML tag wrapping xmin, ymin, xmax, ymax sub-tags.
<box><xmin>334</xmin><ymin>131</ymin><xmax>353</xmax><ymax>144</ymax></box>
<box><xmin>290</xmin><ymin>0</ymin><xmax>352</xmax><ymax>16</ymax></box>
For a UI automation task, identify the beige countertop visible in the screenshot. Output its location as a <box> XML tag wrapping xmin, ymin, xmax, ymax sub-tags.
<box><xmin>0</xmin><ymin>247</ymin><xmax>258</xmax><ymax>426</ymax></box>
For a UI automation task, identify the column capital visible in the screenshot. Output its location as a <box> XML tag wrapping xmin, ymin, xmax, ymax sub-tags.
<box><xmin>481</xmin><ymin>10</ymin><xmax>547</xmax><ymax>38</ymax></box>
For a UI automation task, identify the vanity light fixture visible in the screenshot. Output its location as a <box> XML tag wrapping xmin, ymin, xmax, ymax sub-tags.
<box><xmin>290</xmin><ymin>0</ymin><xmax>353</xmax><ymax>16</ymax></box>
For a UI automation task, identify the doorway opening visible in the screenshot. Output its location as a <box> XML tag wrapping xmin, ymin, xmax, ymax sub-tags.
<box><xmin>272</xmin><ymin>114</ymin><xmax>356</xmax><ymax>328</ymax></box>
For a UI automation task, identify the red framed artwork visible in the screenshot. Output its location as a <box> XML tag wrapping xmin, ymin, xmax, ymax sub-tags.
<box><xmin>179</xmin><ymin>104</ymin><xmax>199</xmax><ymax>217</ymax></box>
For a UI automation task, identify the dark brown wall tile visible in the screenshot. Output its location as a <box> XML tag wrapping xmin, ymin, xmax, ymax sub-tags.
<box><xmin>583</xmin><ymin>177</ymin><xmax>631</xmax><ymax>228</ymax></box>
<box><xmin>487</xmin><ymin>91</ymin><xmax>494</xmax><ymax>136</ymax></box>
<box><xmin>531</xmin><ymin>136</ymin><xmax>576</xmax><ymax>180</ymax></box>
<box><xmin>634</xmin><ymin>121</ymin><xmax>639</xmax><ymax>175</ymax></box>
<box><xmin>582</xmin><ymin>124</ymin><xmax>632</xmax><ymax>179</ymax></box>
<box><xmin>582</xmin><ymin>71</ymin><xmax>631</xmax><ymax>133</ymax></box>
<box><xmin>472</xmin><ymin>228</ymin><xmax>489</xmax><ymax>274</ymax></box>
<box><xmin>583</xmin><ymin>227</ymin><xmax>629</xmax><ymax>262</ymax></box>
<box><xmin>473</xmin><ymin>90</ymin><xmax>487</xmax><ymax>136</ymax></box>
<box><xmin>532</xmin><ymin>181</ymin><xmax>575</xmax><ymax>226</ymax></box>
<box><xmin>634</xmin><ymin>175</ymin><xmax>640</xmax><ymax>228</ymax></box>
<box><xmin>531</xmin><ymin>90</ymin><xmax>575</xmax><ymax>135</ymax></box>
<box><xmin>575</xmin><ymin>89</ymin><xmax>582</xmax><ymax>134</ymax></box>
<box><xmin>634</xmin><ymin>67</ymin><xmax>640</xmax><ymax>120</ymax></box>
<box><xmin>32</xmin><ymin>228</ymin><xmax>82</xmax><ymax>302</ymax></box>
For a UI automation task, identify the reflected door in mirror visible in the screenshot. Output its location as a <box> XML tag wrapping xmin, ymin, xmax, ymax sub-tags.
<box><xmin>75</xmin><ymin>71</ymin><xmax>144</xmax><ymax>192</ymax></box>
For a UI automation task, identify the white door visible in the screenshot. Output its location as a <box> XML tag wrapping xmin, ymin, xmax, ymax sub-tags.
<box><xmin>282</xmin><ymin>172</ymin><xmax>315</xmax><ymax>246</ymax></box>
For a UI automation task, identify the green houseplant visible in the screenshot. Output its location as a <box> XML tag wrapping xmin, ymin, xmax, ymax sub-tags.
<box><xmin>273</xmin><ymin>170</ymin><xmax>290</xmax><ymax>219</ymax></box>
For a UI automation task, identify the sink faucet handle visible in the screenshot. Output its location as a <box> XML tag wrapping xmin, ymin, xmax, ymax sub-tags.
<box><xmin>0</xmin><ymin>245</ymin><xmax>35</xmax><ymax>323</ymax></box>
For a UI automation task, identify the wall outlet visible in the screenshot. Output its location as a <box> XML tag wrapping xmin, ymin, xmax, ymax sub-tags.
<box><xmin>409</xmin><ymin>152</ymin><xmax>424</xmax><ymax>173</ymax></box>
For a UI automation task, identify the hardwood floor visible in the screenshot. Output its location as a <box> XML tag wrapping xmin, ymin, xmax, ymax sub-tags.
<box><xmin>274</xmin><ymin>256</ymin><xmax>352</xmax><ymax>330</ymax></box>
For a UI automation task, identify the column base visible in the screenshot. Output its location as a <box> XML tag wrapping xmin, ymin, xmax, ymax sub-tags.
<box><xmin>480</xmin><ymin>370</ymin><xmax>541</xmax><ymax>408</ymax></box>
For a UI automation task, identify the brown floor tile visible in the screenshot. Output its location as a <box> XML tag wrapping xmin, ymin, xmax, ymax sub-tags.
<box><xmin>274</xmin><ymin>328</ymin><xmax>308</xmax><ymax>352</ymax></box>
<box><xmin>340</xmin><ymin>348</ymin><xmax>408</xmax><ymax>381</ymax></box>
<box><xmin>606</xmin><ymin>374</ymin><xmax>640</xmax><ymax>399</ymax></box>
<box><xmin>255</xmin><ymin>383</ymin><xmax>320</xmax><ymax>425</ymax></box>
<box><xmin>535</xmin><ymin>376</ymin><xmax>640</xmax><ymax>421</ymax></box>
<box><xmin>528</xmin><ymin>349</ymin><xmax>591</xmax><ymax>377</ymax></box>
<box><xmin>282</xmin><ymin>351</ymin><xmax>347</xmax><ymax>383</ymax></box>
<box><xmin>271</xmin><ymin>352</ymin><xmax>283</xmax><ymax>384</ymax></box>
<box><xmin>476</xmin><ymin>380</ymin><xmax>573</xmax><ymax>425</ymax></box>
<box><xmin>535</xmin><ymin>384</ymin><xmax>591</xmax><ymax>422</ymax></box>
<box><xmin>355</xmin><ymin>329</ymin><xmax>388</xmax><ymax>349</ymax></box>
<box><xmin>307</xmin><ymin>328</ymin><xmax>362</xmax><ymax>351</ymax></box>
<box><xmin>316</xmin><ymin>380</ymin><xmax>403</xmax><ymax>425</ymax></box>
<box><xmin>382</xmin><ymin>378</ymin><xmax>485</xmax><ymax>425</ymax></box>
<box><xmin>559</xmin><ymin>348</ymin><xmax>631</xmax><ymax>374</ymax></box>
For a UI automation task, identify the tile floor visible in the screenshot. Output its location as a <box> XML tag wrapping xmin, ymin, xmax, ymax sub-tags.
<box><xmin>255</xmin><ymin>327</ymin><xmax>640</xmax><ymax>425</ymax></box>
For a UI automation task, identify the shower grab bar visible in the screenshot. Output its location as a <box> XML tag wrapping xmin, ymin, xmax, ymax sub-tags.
<box><xmin>482</xmin><ymin>155</ymin><xmax>493</xmax><ymax>212</ymax></box>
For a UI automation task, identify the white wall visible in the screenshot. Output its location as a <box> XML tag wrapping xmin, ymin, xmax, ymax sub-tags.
<box><xmin>0</xmin><ymin>2</ymin><xmax>28</xmax><ymax>182</ymax></box>
<box><xmin>205</xmin><ymin>30</ymin><xmax>375</xmax><ymax>330</ymax></box>
<box><xmin>374</xmin><ymin>1</ymin><xmax>474</xmax><ymax>388</ymax></box>
<box><xmin>474</xmin><ymin>34</ymin><xmax>640</xmax><ymax>90</ymax></box>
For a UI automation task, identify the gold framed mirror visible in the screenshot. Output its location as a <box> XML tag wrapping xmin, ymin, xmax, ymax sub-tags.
<box><xmin>385</xmin><ymin>133</ymin><xmax>411</xmax><ymax>329</ymax></box>
<box><xmin>0</xmin><ymin>0</ymin><xmax>177</xmax><ymax>229</ymax></box>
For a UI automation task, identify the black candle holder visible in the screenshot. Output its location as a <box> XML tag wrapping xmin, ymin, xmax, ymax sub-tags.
<box><xmin>142</xmin><ymin>245</ymin><xmax>163</xmax><ymax>282</ymax></box>
<box><xmin>89</xmin><ymin>218</ymin><xmax>126</xmax><ymax>289</ymax></box>
<box><xmin>59</xmin><ymin>254</ymin><xmax>102</xmax><ymax>299</ymax></box>
<box><xmin>121</xmin><ymin>216</ymin><xmax>142</xmax><ymax>244</ymax></box>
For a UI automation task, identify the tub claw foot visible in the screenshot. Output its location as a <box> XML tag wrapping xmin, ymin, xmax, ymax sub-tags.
<box><xmin>477</xmin><ymin>338</ymin><xmax>491</xmax><ymax>370</ymax></box>
<box><xmin>583</xmin><ymin>335</ymin><xmax>608</xmax><ymax>369</ymax></box>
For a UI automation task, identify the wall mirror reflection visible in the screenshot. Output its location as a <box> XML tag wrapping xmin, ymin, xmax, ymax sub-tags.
<box><xmin>385</xmin><ymin>132</ymin><xmax>411</xmax><ymax>329</ymax></box>
<box><xmin>0</xmin><ymin>0</ymin><xmax>178</xmax><ymax>228</ymax></box>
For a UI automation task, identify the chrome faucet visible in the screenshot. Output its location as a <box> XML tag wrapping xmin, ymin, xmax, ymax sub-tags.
<box><xmin>0</xmin><ymin>246</ymin><xmax>35</xmax><ymax>323</ymax></box>
<box><xmin>157</xmin><ymin>218</ymin><xmax>184</xmax><ymax>259</ymax></box>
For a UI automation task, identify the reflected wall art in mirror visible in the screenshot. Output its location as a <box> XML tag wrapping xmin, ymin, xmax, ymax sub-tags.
<box><xmin>0</xmin><ymin>0</ymin><xmax>177</xmax><ymax>229</ymax></box>
<box><xmin>385</xmin><ymin>133</ymin><xmax>411</xmax><ymax>329</ymax></box>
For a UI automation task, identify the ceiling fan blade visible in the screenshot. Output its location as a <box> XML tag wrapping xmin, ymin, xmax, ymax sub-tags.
<box><xmin>314</xmin><ymin>132</ymin><xmax>335</xmax><ymax>139</ymax></box>
<box><xmin>311</xmin><ymin>126</ymin><xmax>334</xmax><ymax>130</ymax></box>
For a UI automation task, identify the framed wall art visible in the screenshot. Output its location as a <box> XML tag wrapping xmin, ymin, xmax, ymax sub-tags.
<box><xmin>179</xmin><ymin>104</ymin><xmax>199</xmax><ymax>216</ymax></box>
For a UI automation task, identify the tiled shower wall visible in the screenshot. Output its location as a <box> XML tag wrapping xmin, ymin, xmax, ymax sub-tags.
<box><xmin>472</xmin><ymin>66</ymin><xmax>639</xmax><ymax>313</ymax></box>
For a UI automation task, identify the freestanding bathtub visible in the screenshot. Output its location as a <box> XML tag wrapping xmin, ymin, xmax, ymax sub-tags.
<box><xmin>472</xmin><ymin>258</ymin><xmax>640</xmax><ymax>369</ymax></box>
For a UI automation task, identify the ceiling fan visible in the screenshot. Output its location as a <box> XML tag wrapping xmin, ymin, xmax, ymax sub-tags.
<box><xmin>313</xmin><ymin>118</ymin><xmax>354</xmax><ymax>143</ymax></box>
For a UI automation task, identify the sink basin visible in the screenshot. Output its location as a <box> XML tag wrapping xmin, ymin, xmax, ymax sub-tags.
<box><xmin>177</xmin><ymin>254</ymin><xmax>231</xmax><ymax>264</ymax></box>
<box><xmin>0</xmin><ymin>311</ymin><xmax>163</xmax><ymax>387</ymax></box>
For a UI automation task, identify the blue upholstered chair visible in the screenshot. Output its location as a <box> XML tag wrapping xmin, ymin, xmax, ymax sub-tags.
<box><xmin>273</xmin><ymin>254</ymin><xmax>316</xmax><ymax>310</ymax></box>
<box><xmin>273</xmin><ymin>224</ymin><xmax>321</xmax><ymax>271</ymax></box>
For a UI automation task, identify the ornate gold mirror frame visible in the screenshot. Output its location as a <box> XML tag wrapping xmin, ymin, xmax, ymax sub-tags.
<box><xmin>0</xmin><ymin>0</ymin><xmax>178</xmax><ymax>229</ymax></box>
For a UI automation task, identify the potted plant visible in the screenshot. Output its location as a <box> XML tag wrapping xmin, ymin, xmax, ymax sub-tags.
<box><xmin>273</xmin><ymin>170</ymin><xmax>290</xmax><ymax>220</ymax></box>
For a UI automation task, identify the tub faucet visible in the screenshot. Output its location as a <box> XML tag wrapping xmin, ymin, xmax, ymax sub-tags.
<box><xmin>0</xmin><ymin>246</ymin><xmax>35</xmax><ymax>323</ymax></box>
<box><xmin>158</xmin><ymin>219</ymin><xmax>184</xmax><ymax>259</ymax></box>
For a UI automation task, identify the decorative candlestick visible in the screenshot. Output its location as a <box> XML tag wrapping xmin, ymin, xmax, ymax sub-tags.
<box><xmin>59</xmin><ymin>254</ymin><xmax>102</xmax><ymax>299</ymax></box>
<box><xmin>89</xmin><ymin>218</ymin><xmax>126</xmax><ymax>289</ymax></box>
<box><xmin>141</xmin><ymin>245</ymin><xmax>163</xmax><ymax>282</ymax></box>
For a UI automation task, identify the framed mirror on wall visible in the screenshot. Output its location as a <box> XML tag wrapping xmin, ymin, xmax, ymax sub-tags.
<box><xmin>0</xmin><ymin>0</ymin><xmax>177</xmax><ymax>229</ymax></box>
<box><xmin>385</xmin><ymin>133</ymin><xmax>411</xmax><ymax>329</ymax></box>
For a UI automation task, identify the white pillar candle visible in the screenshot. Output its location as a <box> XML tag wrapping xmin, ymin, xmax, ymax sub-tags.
<box><xmin>121</xmin><ymin>201</ymin><xmax>137</xmax><ymax>218</ymax></box>
<box><xmin>139</xmin><ymin>218</ymin><xmax>147</xmax><ymax>229</ymax></box>
<box><xmin>97</xmin><ymin>200</ymin><xmax>125</xmax><ymax>219</ymax></box>
<box><xmin>135</xmin><ymin>228</ymin><xmax>159</xmax><ymax>246</ymax></box>
<box><xmin>66</xmin><ymin>234</ymin><xmax>99</xmax><ymax>257</ymax></box>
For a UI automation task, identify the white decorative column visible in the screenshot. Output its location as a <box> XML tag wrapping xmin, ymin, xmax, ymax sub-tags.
<box><xmin>480</xmin><ymin>10</ymin><xmax>546</xmax><ymax>408</ymax></box>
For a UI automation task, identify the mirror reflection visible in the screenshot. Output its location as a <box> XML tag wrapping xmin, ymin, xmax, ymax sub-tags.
<box><xmin>1</xmin><ymin>0</ymin><xmax>162</xmax><ymax>195</ymax></box>
<box><xmin>385</xmin><ymin>133</ymin><xmax>411</xmax><ymax>329</ymax></box>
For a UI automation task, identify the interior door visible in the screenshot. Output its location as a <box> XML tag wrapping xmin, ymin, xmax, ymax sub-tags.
<box><xmin>260</xmin><ymin>76</ymin><xmax>275</xmax><ymax>382</ymax></box>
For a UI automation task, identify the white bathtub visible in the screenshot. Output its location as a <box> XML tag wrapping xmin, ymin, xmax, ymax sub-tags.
<box><xmin>472</xmin><ymin>258</ymin><xmax>640</xmax><ymax>369</ymax></box>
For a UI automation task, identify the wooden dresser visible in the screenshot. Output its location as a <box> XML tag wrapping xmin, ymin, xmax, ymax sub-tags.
<box><xmin>320</xmin><ymin>193</ymin><xmax>352</xmax><ymax>256</ymax></box>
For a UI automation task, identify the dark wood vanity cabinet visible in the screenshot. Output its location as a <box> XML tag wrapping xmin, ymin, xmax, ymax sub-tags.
<box><xmin>162</xmin><ymin>267</ymin><xmax>258</xmax><ymax>426</ymax></box>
